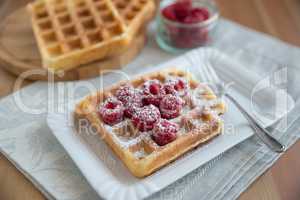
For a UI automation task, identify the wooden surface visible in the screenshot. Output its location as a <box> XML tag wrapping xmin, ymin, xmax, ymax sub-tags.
<box><xmin>0</xmin><ymin>6</ymin><xmax>145</xmax><ymax>81</ymax></box>
<box><xmin>0</xmin><ymin>0</ymin><xmax>300</xmax><ymax>200</ymax></box>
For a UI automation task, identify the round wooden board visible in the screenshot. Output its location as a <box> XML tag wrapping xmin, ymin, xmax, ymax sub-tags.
<box><xmin>0</xmin><ymin>7</ymin><xmax>146</xmax><ymax>81</ymax></box>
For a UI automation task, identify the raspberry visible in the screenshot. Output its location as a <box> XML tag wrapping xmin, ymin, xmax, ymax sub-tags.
<box><xmin>183</xmin><ymin>15</ymin><xmax>204</xmax><ymax>24</ymax></box>
<box><xmin>183</xmin><ymin>8</ymin><xmax>210</xmax><ymax>23</ymax></box>
<box><xmin>173</xmin><ymin>0</ymin><xmax>192</xmax><ymax>21</ymax></box>
<box><xmin>142</xmin><ymin>80</ymin><xmax>166</xmax><ymax>106</ymax></box>
<box><xmin>124</xmin><ymin>104</ymin><xmax>140</xmax><ymax>119</ymax></box>
<box><xmin>160</xmin><ymin>94</ymin><xmax>184</xmax><ymax>119</ymax></box>
<box><xmin>162</xmin><ymin>0</ymin><xmax>209</xmax><ymax>24</ymax></box>
<box><xmin>196</xmin><ymin>7</ymin><xmax>210</xmax><ymax>20</ymax></box>
<box><xmin>115</xmin><ymin>83</ymin><xmax>136</xmax><ymax>105</ymax></box>
<box><xmin>193</xmin><ymin>28</ymin><xmax>209</xmax><ymax>46</ymax></box>
<box><xmin>163</xmin><ymin>82</ymin><xmax>177</xmax><ymax>95</ymax></box>
<box><xmin>132</xmin><ymin>105</ymin><xmax>161</xmax><ymax>132</ymax></box>
<box><xmin>162</xmin><ymin>4</ymin><xmax>177</xmax><ymax>21</ymax></box>
<box><xmin>173</xmin><ymin>26</ymin><xmax>209</xmax><ymax>48</ymax></box>
<box><xmin>124</xmin><ymin>91</ymin><xmax>143</xmax><ymax>118</ymax></box>
<box><xmin>98</xmin><ymin>98</ymin><xmax>124</xmax><ymax>125</ymax></box>
<box><xmin>115</xmin><ymin>84</ymin><xmax>143</xmax><ymax>118</ymax></box>
<box><xmin>174</xmin><ymin>78</ymin><xmax>187</xmax><ymax>91</ymax></box>
<box><xmin>162</xmin><ymin>0</ymin><xmax>192</xmax><ymax>22</ymax></box>
<box><xmin>149</xmin><ymin>83</ymin><xmax>160</xmax><ymax>94</ymax></box>
<box><xmin>152</xmin><ymin>119</ymin><xmax>178</xmax><ymax>146</ymax></box>
<box><xmin>163</xmin><ymin>78</ymin><xmax>188</xmax><ymax>97</ymax></box>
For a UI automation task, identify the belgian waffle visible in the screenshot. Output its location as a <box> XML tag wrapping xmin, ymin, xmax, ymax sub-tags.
<box><xmin>111</xmin><ymin>0</ymin><xmax>156</xmax><ymax>37</ymax></box>
<box><xmin>27</xmin><ymin>0</ymin><xmax>155</xmax><ymax>72</ymax></box>
<box><xmin>75</xmin><ymin>69</ymin><xmax>226</xmax><ymax>177</ymax></box>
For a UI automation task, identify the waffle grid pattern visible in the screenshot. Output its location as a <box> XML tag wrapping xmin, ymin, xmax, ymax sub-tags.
<box><xmin>28</xmin><ymin>0</ymin><xmax>155</xmax><ymax>71</ymax></box>
<box><xmin>111</xmin><ymin>0</ymin><xmax>149</xmax><ymax>25</ymax></box>
<box><xmin>31</xmin><ymin>0</ymin><xmax>126</xmax><ymax>58</ymax></box>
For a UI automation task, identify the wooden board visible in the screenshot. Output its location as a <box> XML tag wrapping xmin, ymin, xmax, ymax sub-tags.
<box><xmin>0</xmin><ymin>7</ymin><xmax>146</xmax><ymax>81</ymax></box>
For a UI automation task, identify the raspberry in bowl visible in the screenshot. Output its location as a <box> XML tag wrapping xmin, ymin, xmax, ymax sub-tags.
<box><xmin>156</xmin><ymin>0</ymin><xmax>219</xmax><ymax>52</ymax></box>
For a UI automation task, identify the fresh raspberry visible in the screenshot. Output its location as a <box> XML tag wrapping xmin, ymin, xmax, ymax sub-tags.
<box><xmin>163</xmin><ymin>82</ymin><xmax>177</xmax><ymax>95</ymax></box>
<box><xmin>160</xmin><ymin>94</ymin><xmax>184</xmax><ymax>119</ymax></box>
<box><xmin>115</xmin><ymin>83</ymin><xmax>136</xmax><ymax>105</ymax></box>
<box><xmin>163</xmin><ymin>77</ymin><xmax>188</xmax><ymax>97</ymax></box>
<box><xmin>195</xmin><ymin>7</ymin><xmax>210</xmax><ymax>20</ymax></box>
<box><xmin>162</xmin><ymin>0</ymin><xmax>209</xmax><ymax>24</ymax></box>
<box><xmin>132</xmin><ymin>105</ymin><xmax>161</xmax><ymax>132</ymax></box>
<box><xmin>142</xmin><ymin>80</ymin><xmax>166</xmax><ymax>106</ymax></box>
<box><xmin>124</xmin><ymin>104</ymin><xmax>140</xmax><ymax>119</ymax></box>
<box><xmin>162</xmin><ymin>4</ymin><xmax>177</xmax><ymax>21</ymax></box>
<box><xmin>173</xmin><ymin>0</ymin><xmax>192</xmax><ymax>21</ymax></box>
<box><xmin>174</xmin><ymin>78</ymin><xmax>187</xmax><ymax>91</ymax></box>
<box><xmin>152</xmin><ymin>119</ymin><xmax>178</xmax><ymax>146</ymax></box>
<box><xmin>183</xmin><ymin>14</ymin><xmax>204</xmax><ymax>24</ymax></box>
<box><xmin>162</xmin><ymin>0</ymin><xmax>192</xmax><ymax>22</ymax></box>
<box><xmin>124</xmin><ymin>91</ymin><xmax>143</xmax><ymax>118</ymax></box>
<box><xmin>98</xmin><ymin>98</ymin><xmax>124</xmax><ymax>125</ymax></box>
<box><xmin>193</xmin><ymin>28</ymin><xmax>209</xmax><ymax>46</ymax></box>
<box><xmin>183</xmin><ymin>8</ymin><xmax>210</xmax><ymax>23</ymax></box>
<box><xmin>173</xmin><ymin>26</ymin><xmax>209</xmax><ymax>48</ymax></box>
<box><xmin>115</xmin><ymin>84</ymin><xmax>143</xmax><ymax>118</ymax></box>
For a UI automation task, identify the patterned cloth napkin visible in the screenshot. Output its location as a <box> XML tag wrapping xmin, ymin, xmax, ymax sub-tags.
<box><xmin>0</xmin><ymin>19</ymin><xmax>299</xmax><ymax>200</ymax></box>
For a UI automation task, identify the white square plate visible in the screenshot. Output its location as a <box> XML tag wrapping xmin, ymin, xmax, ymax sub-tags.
<box><xmin>47</xmin><ymin>49</ymin><xmax>294</xmax><ymax>200</ymax></box>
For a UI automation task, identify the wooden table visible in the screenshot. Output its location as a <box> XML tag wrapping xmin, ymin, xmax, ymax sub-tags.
<box><xmin>0</xmin><ymin>0</ymin><xmax>300</xmax><ymax>199</ymax></box>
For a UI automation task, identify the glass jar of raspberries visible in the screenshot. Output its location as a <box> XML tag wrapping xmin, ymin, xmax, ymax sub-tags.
<box><xmin>156</xmin><ymin>0</ymin><xmax>219</xmax><ymax>52</ymax></box>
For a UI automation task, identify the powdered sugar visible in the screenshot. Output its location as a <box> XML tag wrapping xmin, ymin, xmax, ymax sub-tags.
<box><xmin>163</xmin><ymin>76</ymin><xmax>189</xmax><ymax>97</ymax></box>
<box><xmin>105</xmin><ymin>120</ymin><xmax>148</xmax><ymax>149</ymax></box>
<box><xmin>115</xmin><ymin>84</ymin><xmax>136</xmax><ymax>104</ymax></box>
<box><xmin>100</xmin><ymin>76</ymin><xmax>224</xmax><ymax>157</ymax></box>
<box><xmin>133</xmin><ymin>147</ymin><xmax>147</xmax><ymax>159</ymax></box>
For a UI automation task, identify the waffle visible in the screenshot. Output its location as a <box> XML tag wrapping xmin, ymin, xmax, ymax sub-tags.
<box><xmin>27</xmin><ymin>0</ymin><xmax>155</xmax><ymax>72</ymax></box>
<box><xmin>75</xmin><ymin>69</ymin><xmax>226</xmax><ymax>177</ymax></box>
<box><xmin>111</xmin><ymin>0</ymin><xmax>156</xmax><ymax>37</ymax></box>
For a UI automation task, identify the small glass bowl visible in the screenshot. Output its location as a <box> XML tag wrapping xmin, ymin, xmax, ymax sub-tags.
<box><xmin>156</xmin><ymin>0</ymin><xmax>219</xmax><ymax>53</ymax></box>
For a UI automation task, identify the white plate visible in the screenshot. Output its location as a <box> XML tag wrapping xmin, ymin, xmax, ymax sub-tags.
<box><xmin>47</xmin><ymin>49</ymin><xmax>294</xmax><ymax>200</ymax></box>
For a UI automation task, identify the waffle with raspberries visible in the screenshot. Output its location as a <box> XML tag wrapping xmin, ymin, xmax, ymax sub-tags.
<box><xmin>75</xmin><ymin>69</ymin><xmax>226</xmax><ymax>177</ymax></box>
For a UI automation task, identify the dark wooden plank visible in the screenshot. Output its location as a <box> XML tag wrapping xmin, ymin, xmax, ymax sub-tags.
<box><xmin>254</xmin><ymin>0</ymin><xmax>300</xmax><ymax>45</ymax></box>
<box><xmin>271</xmin><ymin>140</ymin><xmax>300</xmax><ymax>200</ymax></box>
<box><xmin>217</xmin><ymin>0</ymin><xmax>268</xmax><ymax>33</ymax></box>
<box><xmin>0</xmin><ymin>154</ymin><xmax>46</xmax><ymax>200</ymax></box>
<box><xmin>283</xmin><ymin>0</ymin><xmax>300</xmax><ymax>39</ymax></box>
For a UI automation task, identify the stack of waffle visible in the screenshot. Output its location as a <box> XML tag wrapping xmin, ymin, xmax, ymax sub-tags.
<box><xmin>27</xmin><ymin>0</ymin><xmax>155</xmax><ymax>73</ymax></box>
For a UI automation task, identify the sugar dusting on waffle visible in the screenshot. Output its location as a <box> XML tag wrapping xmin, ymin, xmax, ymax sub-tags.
<box><xmin>102</xmin><ymin>76</ymin><xmax>224</xmax><ymax>157</ymax></box>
